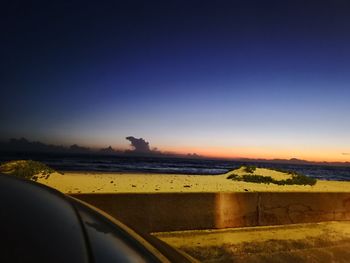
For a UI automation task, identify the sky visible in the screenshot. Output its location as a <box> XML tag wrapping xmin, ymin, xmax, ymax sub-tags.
<box><xmin>1</xmin><ymin>0</ymin><xmax>350</xmax><ymax>162</ymax></box>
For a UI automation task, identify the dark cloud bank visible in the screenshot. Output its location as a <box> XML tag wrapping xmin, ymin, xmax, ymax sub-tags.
<box><xmin>125</xmin><ymin>136</ymin><xmax>151</xmax><ymax>153</ymax></box>
<box><xmin>0</xmin><ymin>137</ymin><xmax>200</xmax><ymax>158</ymax></box>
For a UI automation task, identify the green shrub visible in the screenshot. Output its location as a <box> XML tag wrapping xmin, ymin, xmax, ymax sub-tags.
<box><xmin>241</xmin><ymin>174</ymin><xmax>274</xmax><ymax>184</ymax></box>
<box><xmin>288</xmin><ymin>174</ymin><xmax>317</xmax><ymax>186</ymax></box>
<box><xmin>0</xmin><ymin>160</ymin><xmax>57</xmax><ymax>181</ymax></box>
<box><xmin>243</xmin><ymin>165</ymin><xmax>256</xmax><ymax>173</ymax></box>
<box><xmin>227</xmin><ymin>171</ymin><xmax>316</xmax><ymax>186</ymax></box>
<box><xmin>226</xmin><ymin>173</ymin><xmax>239</xmax><ymax>179</ymax></box>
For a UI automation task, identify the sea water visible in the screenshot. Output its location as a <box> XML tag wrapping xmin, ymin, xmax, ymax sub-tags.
<box><xmin>0</xmin><ymin>152</ymin><xmax>349</xmax><ymax>181</ymax></box>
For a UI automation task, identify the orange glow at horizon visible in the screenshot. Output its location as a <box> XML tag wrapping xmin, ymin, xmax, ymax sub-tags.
<box><xmin>82</xmin><ymin>139</ymin><xmax>350</xmax><ymax>163</ymax></box>
<box><xmin>163</xmin><ymin>145</ymin><xmax>350</xmax><ymax>163</ymax></box>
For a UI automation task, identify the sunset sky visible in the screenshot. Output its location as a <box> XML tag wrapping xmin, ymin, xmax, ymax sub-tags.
<box><xmin>1</xmin><ymin>1</ymin><xmax>350</xmax><ymax>162</ymax></box>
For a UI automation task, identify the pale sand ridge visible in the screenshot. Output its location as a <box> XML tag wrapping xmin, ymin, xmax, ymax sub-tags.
<box><xmin>37</xmin><ymin>167</ymin><xmax>350</xmax><ymax>194</ymax></box>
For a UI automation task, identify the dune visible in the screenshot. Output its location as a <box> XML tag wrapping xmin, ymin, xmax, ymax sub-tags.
<box><xmin>37</xmin><ymin>167</ymin><xmax>350</xmax><ymax>194</ymax></box>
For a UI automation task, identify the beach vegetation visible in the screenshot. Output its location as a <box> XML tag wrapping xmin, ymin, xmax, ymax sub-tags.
<box><xmin>243</xmin><ymin>165</ymin><xmax>256</xmax><ymax>173</ymax></box>
<box><xmin>227</xmin><ymin>170</ymin><xmax>316</xmax><ymax>186</ymax></box>
<box><xmin>226</xmin><ymin>173</ymin><xmax>239</xmax><ymax>179</ymax></box>
<box><xmin>0</xmin><ymin>160</ymin><xmax>57</xmax><ymax>181</ymax></box>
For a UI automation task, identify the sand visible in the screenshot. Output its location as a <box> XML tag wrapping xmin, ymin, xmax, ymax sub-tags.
<box><xmin>37</xmin><ymin>167</ymin><xmax>350</xmax><ymax>194</ymax></box>
<box><xmin>153</xmin><ymin>221</ymin><xmax>350</xmax><ymax>262</ymax></box>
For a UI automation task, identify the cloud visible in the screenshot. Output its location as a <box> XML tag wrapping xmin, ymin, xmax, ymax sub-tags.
<box><xmin>125</xmin><ymin>136</ymin><xmax>151</xmax><ymax>153</ymax></box>
<box><xmin>342</xmin><ymin>153</ymin><xmax>350</xmax><ymax>155</ymax></box>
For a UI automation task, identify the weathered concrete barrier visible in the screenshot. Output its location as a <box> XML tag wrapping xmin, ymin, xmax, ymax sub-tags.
<box><xmin>70</xmin><ymin>192</ymin><xmax>350</xmax><ymax>233</ymax></box>
<box><xmin>259</xmin><ymin>193</ymin><xmax>350</xmax><ymax>225</ymax></box>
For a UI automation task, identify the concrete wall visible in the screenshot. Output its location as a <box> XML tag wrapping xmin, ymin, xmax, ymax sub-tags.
<box><xmin>71</xmin><ymin>192</ymin><xmax>350</xmax><ymax>233</ymax></box>
<box><xmin>259</xmin><ymin>193</ymin><xmax>350</xmax><ymax>225</ymax></box>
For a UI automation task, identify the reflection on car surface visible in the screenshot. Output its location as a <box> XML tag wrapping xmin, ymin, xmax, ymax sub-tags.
<box><xmin>0</xmin><ymin>174</ymin><xmax>196</xmax><ymax>262</ymax></box>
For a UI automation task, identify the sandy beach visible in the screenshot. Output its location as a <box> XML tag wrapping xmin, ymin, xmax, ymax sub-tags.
<box><xmin>37</xmin><ymin>167</ymin><xmax>350</xmax><ymax>194</ymax></box>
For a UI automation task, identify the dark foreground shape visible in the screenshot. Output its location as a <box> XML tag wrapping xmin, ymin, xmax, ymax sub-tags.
<box><xmin>0</xmin><ymin>173</ymin><xmax>196</xmax><ymax>263</ymax></box>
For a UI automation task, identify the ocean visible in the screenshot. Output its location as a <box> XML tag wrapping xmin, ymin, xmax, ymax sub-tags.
<box><xmin>1</xmin><ymin>152</ymin><xmax>350</xmax><ymax>181</ymax></box>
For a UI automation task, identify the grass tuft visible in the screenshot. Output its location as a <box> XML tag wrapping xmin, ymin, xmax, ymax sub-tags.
<box><xmin>243</xmin><ymin>165</ymin><xmax>256</xmax><ymax>173</ymax></box>
<box><xmin>227</xmin><ymin>166</ymin><xmax>316</xmax><ymax>186</ymax></box>
<box><xmin>0</xmin><ymin>160</ymin><xmax>57</xmax><ymax>181</ymax></box>
<box><xmin>226</xmin><ymin>173</ymin><xmax>239</xmax><ymax>179</ymax></box>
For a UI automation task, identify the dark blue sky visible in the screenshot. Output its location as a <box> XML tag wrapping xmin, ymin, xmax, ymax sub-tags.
<box><xmin>1</xmin><ymin>0</ymin><xmax>350</xmax><ymax>161</ymax></box>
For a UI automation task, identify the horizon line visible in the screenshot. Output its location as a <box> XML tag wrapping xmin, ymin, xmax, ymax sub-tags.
<box><xmin>0</xmin><ymin>137</ymin><xmax>349</xmax><ymax>164</ymax></box>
